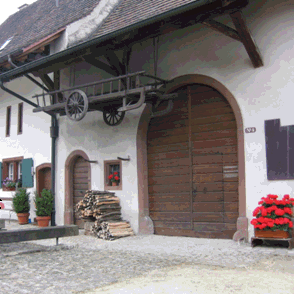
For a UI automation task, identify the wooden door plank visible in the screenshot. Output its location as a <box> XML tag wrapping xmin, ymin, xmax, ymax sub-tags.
<box><xmin>149</xmin><ymin>174</ymin><xmax>190</xmax><ymax>186</ymax></box>
<box><xmin>149</xmin><ymin>193</ymin><xmax>191</xmax><ymax>202</ymax></box>
<box><xmin>149</xmin><ymin>183</ymin><xmax>190</xmax><ymax>194</ymax></box>
<box><xmin>191</xmin><ymin>121</ymin><xmax>236</xmax><ymax>133</ymax></box>
<box><xmin>149</xmin><ymin>201</ymin><xmax>191</xmax><ymax>212</ymax></box>
<box><xmin>190</xmin><ymin>113</ymin><xmax>235</xmax><ymax>127</ymax></box>
<box><xmin>150</xmin><ymin>212</ymin><xmax>191</xmax><ymax>222</ymax></box>
<box><xmin>148</xmin><ymin>166</ymin><xmax>190</xmax><ymax>177</ymax></box>
<box><xmin>193</xmin><ymin>173</ymin><xmax>223</xmax><ymax>183</ymax></box>
<box><xmin>192</xmin><ymin>129</ymin><xmax>237</xmax><ymax>142</ymax></box>
<box><xmin>148</xmin><ymin>158</ymin><xmax>190</xmax><ymax>169</ymax></box>
<box><xmin>192</xmin><ymin>137</ymin><xmax>237</xmax><ymax>148</ymax></box>
<box><xmin>148</xmin><ymin>150</ymin><xmax>189</xmax><ymax>161</ymax></box>
<box><xmin>148</xmin><ymin>142</ymin><xmax>189</xmax><ymax>154</ymax></box>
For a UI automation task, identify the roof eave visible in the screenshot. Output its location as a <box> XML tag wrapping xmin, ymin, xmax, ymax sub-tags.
<box><xmin>0</xmin><ymin>0</ymin><xmax>248</xmax><ymax>82</ymax></box>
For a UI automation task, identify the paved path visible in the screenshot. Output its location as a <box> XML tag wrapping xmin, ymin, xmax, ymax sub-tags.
<box><xmin>1</xmin><ymin>221</ymin><xmax>294</xmax><ymax>293</ymax></box>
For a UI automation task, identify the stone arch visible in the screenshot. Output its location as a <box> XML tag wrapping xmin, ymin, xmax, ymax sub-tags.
<box><xmin>36</xmin><ymin>163</ymin><xmax>52</xmax><ymax>197</ymax></box>
<box><xmin>137</xmin><ymin>74</ymin><xmax>247</xmax><ymax>241</ymax></box>
<box><xmin>64</xmin><ymin>150</ymin><xmax>91</xmax><ymax>225</ymax></box>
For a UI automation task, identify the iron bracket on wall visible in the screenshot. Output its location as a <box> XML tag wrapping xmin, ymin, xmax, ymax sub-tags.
<box><xmin>117</xmin><ymin>156</ymin><xmax>130</xmax><ymax>161</ymax></box>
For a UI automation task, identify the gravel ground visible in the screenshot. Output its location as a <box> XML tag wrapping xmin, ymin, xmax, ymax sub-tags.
<box><xmin>1</xmin><ymin>221</ymin><xmax>294</xmax><ymax>293</ymax></box>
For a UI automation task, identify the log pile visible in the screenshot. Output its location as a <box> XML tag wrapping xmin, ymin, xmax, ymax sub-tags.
<box><xmin>75</xmin><ymin>190</ymin><xmax>134</xmax><ymax>240</ymax></box>
<box><xmin>91</xmin><ymin>221</ymin><xmax>134</xmax><ymax>240</ymax></box>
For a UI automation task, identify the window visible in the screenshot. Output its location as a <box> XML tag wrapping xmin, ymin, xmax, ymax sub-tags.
<box><xmin>104</xmin><ymin>160</ymin><xmax>122</xmax><ymax>190</ymax></box>
<box><xmin>6</xmin><ymin>106</ymin><xmax>11</xmax><ymax>137</ymax></box>
<box><xmin>18</xmin><ymin>103</ymin><xmax>23</xmax><ymax>135</ymax></box>
<box><xmin>18</xmin><ymin>162</ymin><xmax>22</xmax><ymax>180</ymax></box>
<box><xmin>0</xmin><ymin>157</ymin><xmax>34</xmax><ymax>190</ymax></box>
<box><xmin>8</xmin><ymin>163</ymin><xmax>14</xmax><ymax>180</ymax></box>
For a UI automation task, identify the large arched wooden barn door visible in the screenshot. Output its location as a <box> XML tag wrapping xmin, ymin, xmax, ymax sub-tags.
<box><xmin>73</xmin><ymin>156</ymin><xmax>90</xmax><ymax>228</ymax></box>
<box><xmin>147</xmin><ymin>85</ymin><xmax>238</xmax><ymax>239</ymax></box>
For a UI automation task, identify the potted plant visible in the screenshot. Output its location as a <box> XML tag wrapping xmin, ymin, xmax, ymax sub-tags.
<box><xmin>251</xmin><ymin>194</ymin><xmax>294</xmax><ymax>238</ymax></box>
<box><xmin>35</xmin><ymin>189</ymin><xmax>54</xmax><ymax>227</ymax></box>
<box><xmin>3</xmin><ymin>177</ymin><xmax>16</xmax><ymax>191</ymax></box>
<box><xmin>12</xmin><ymin>188</ymin><xmax>30</xmax><ymax>225</ymax></box>
<box><xmin>108</xmin><ymin>172</ymin><xmax>120</xmax><ymax>186</ymax></box>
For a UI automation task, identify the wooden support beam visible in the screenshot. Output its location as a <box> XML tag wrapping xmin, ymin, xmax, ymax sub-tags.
<box><xmin>39</xmin><ymin>74</ymin><xmax>54</xmax><ymax>91</ymax></box>
<box><xmin>82</xmin><ymin>56</ymin><xmax>119</xmax><ymax>76</ymax></box>
<box><xmin>54</xmin><ymin>70</ymin><xmax>64</xmax><ymax>103</ymax></box>
<box><xmin>103</xmin><ymin>51</ymin><xmax>125</xmax><ymax>75</ymax></box>
<box><xmin>230</xmin><ymin>10</ymin><xmax>263</xmax><ymax>68</ymax></box>
<box><xmin>202</xmin><ymin>20</ymin><xmax>240</xmax><ymax>41</ymax></box>
<box><xmin>122</xmin><ymin>47</ymin><xmax>132</xmax><ymax>73</ymax></box>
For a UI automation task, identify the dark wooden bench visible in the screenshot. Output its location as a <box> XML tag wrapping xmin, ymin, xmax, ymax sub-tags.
<box><xmin>0</xmin><ymin>225</ymin><xmax>79</xmax><ymax>246</ymax></box>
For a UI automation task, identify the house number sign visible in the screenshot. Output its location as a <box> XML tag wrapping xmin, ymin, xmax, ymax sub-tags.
<box><xmin>245</xmin><ymin>127</ymin><xmax>256</xmax><ymax>133</ymax></box>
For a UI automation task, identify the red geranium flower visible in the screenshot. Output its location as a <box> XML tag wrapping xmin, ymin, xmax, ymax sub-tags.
<box><xmin>261</xmin><ymin>208</ymin><xmax>268</xmax><ymax>216</ymax></box>
<box><xmin>275</xmin><ymin>208</ymin><xmax>285</xmax><ymax>216</ymax></box>
<box><xmin>108</xmin><ymin>174</ymin><xmax>113</xmax><ymax>179</ymax></box>
<box><xmin>114</xmin><ymin>172</ymin><xmax>118</xmax><ymax>175</ymax></box>
<box><xmin>284</xmin><ymin>207</ymin><xmax>292</xmax><ymax>215</ymax></box>
<box><xmin>114</xmin><ymin>176</ymin><xmax>119</xmax><ymax>181</ymax></box>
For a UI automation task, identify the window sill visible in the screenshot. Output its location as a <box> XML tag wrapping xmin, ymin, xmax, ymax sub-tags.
<box><xmin>105</xmin><ymin>184</ymin><xmax>122</xmax><ymax>191</ymax></box>
<box><xmin>2</xmin><ymin>187</ymin><xmax>16</xmax><ymax>192</ymax></box>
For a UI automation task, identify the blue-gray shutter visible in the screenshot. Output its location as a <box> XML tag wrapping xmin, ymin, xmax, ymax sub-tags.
<box><xmin>0</xmin><ymin>162</ymin><xmax>2</xmax><ymax>188</ymax></box>
<box><xmin>265</xmin><ymin>119</ymin><xmax>294</xmax><ymax>180</ymax></box>
<box><xmin>22</xmin><ymin>158</ymin><xmax>34</xmax><ymax>187</ymax></box>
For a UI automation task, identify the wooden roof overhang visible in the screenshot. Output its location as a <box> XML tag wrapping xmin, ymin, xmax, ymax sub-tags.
<box><xmin>0</xmin><ymin>0</ymin><xmax>262</xmax><ymax>125</ymax></box>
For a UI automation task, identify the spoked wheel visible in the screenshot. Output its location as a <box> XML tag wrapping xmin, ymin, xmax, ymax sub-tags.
<box><xmin>65</xmin><ymin>90</ymin><xmax>89</xmax><ymax>121</ymax></box>
<box><xmin>103</xmin><ymin>107</ymin><xmax>125</xmax><ymax>126</ymax></box>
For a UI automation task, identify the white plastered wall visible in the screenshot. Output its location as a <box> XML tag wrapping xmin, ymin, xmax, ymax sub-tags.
<box><xmin>55</xmin><ymin>0</ymin><xmax>294</xmax><ymax>239</ymax></box>
<box><xmin>128</xmin><ymin>0</ymin><xmax>294</xmax><ymax>239</ymax></box>
<box><xmin>0</xmin><ymin>77</ymin><xmax>51</xmax><ymax>221</ymax></box>
<box><xmin>55</xmin><ymin>63</ymin><xmax>143</xmax><ymax>231</ymax></box>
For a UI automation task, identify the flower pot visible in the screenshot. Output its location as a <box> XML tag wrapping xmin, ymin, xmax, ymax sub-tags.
<box><xmin>255</xmin><ymin>230</ymin><xmax>290</xmax><ymax>239</ymax></box>
<box><xmin>17</xmin><ymin>212</ymin><xmax>30</xmax><ymax>225</ymax></box>
<box><xmin>4</xmin><ymin>187</ymin><xmax>15</xmax><ymax>191</ymax></box>
<box><xmin>36</xmin><ymin>216</ymin><xmax>51</xmax><ymax>227</ymax></box>
<box><xmin>112</xmin><ymin>182</ymin><xmax>117</xmax><ymax>186</ymax></box>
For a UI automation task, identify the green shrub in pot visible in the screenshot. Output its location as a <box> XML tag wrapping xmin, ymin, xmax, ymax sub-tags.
<box><xmin>35</xmin><ymin>189</ymin><xmax>54</xmax><ymax>216</ymax></box>
<box><xmin>12</xmin><ymin>188</ymin><xmax>30</xmax><ymax>224</ymax></box>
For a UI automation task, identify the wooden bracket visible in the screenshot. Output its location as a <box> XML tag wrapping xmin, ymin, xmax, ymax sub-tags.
<box><xmin>82</xmin><ymin>56</ymin><xmax>119</xmax><ymax>76</ymax></box>
<box><xmin>104</xmin><ymin>51</ymin><xmax>125</xmax><ymax>75</ymax></box>
<box><xmin>202</xmin><ymin>10</ymin><xmax>263</xmax><ymax>68</ymax></box>
<box><xmin>39</xmin><ymin>74</ymin><xmax>54</xmax><ymax>91</ymax></box>
<box><xmin>230</xmin><ymin>10</ymin><xmax>263</xmax><ymax>68</ymax></box>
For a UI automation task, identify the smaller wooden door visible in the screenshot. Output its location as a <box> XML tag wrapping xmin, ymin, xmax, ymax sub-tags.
<box><xmin>73</xmin><ymin>156</ymin><xmax>90</xmax><ymax>228</ymax></box>
<box><xmin>37</xmin><ymin>167</ymin><xmax>51</xmax><ymax>196</ymax></box>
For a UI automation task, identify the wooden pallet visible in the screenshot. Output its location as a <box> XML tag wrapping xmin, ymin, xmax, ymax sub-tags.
<box><xmin>251</xmin><ymin>236</ymin><xmax>294</xmax><ymax>250</ymax></box>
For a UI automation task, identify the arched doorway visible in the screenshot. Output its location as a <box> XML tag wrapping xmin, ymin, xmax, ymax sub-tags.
<box><xmin>64</xmin><ymin>150</ymin><xmax>91</xmax><ymax>227</ymax></box>
<box><xmin>36</xmin><ymin>163</ymin><xmax>52</xmax><ymax>197</ymax></box>
<box><xmin>73</xmin><ymin>156</ymin><xmax>90</xmax><ymax>228</ymax></box>
<box><xmin>147</xmin><ymin>84</ymin><xmax>238</xmax><ymax>239</ymax></box>
<box><xmin>137</xmin><ymin>75</ymin><xmax>247</xmax><ymax>240</ymax></box>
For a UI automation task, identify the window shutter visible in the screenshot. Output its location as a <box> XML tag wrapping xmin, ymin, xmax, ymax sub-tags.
<box><xmin>22</xmin><ymin>158</ymin><xmax>34</xmax><ymax>187</ymax></box>
<box><xmin>0</xmin><ymin>162</ymin><xmax>2</xmax><ymax>188</ymax></box>
<box><xmin>265</xmin><ymin>119</ymin><xmax>294</xmax><ymax>180</ymax></box>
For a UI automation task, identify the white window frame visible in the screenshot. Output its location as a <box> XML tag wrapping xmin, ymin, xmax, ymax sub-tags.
<box><xmin>8</xmin><ymin>163</ymin><xmax>14</xmax><ymax>180</ymax></box>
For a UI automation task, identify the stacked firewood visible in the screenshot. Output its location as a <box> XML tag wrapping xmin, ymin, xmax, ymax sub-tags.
<box><xmin>75</xmin><ymin>190</ymin><xmax>134</xmax><ymax>240</ymax></box>
<box><xmin>92</xmin><ymin>221</ymin><xmax>134</xmax><ymax>240</ymax></box>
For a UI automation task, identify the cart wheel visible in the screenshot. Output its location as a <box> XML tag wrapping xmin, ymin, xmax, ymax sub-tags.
<box><xmin>65</xmin><ymin>90</ymin><xmax>88</xmax><ymax>121</ymax></box>
<box><xmin>103</xmin><ymin>108</ymin><xmax>125</xmax><ymax>126</ymax></box>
